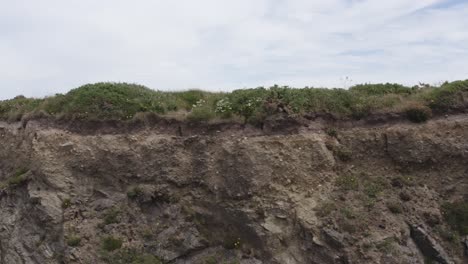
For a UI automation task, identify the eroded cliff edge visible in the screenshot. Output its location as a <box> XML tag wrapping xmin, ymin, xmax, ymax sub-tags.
<box><xmin>0</xmin><ymin>116</ymin><xmax>467</xmax><ymax>264</ymax></box>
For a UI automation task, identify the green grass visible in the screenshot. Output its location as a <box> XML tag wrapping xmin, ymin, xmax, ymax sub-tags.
<box><xmin>5</xmin><ymin>168</ymin><xmax>30</xmax><ymax>187</ymax></box>
<box><xmin>100</xmin><ymin>248</ymin><xmax>162</xmax><ymax>264</ymax></box>
<box><xmin>1</xmin><ymin>80</ymin><xmax>467</xmax><ymax>123</ymax></box>
<box><xmin>442</xmin><ymin>201</ymin><xmax>468</xmax><ymax>235</ymax></box>
<box><xmin>101</xmin><ymin>236</ymin><xmax>123</xmax><ymax>252</ymax></box>
<box><xmin>66</xmin><ymin>235</ymin><xmax>81</xmax><ymax>247</ymax></box>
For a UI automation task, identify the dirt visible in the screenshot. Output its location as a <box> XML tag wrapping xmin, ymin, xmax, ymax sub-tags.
<box><xmin>0</xmin><ymin>114</ymin><xmax>467</xmax><ymax>264</ymax></box>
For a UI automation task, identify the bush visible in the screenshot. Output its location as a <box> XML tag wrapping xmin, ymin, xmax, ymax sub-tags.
<box><xmin>127</xmin><ymin>186</ymin><xmax>143</xmax><ymax>199</ymax></box>
<box><xmin>405</xmin><ymin>103</ymin><xmax>432</xmax><ymax>123</ymax></box>
<box><xmin>442</xmin><ymin>201</ymin><xmax>468</xmax><ymax>235</ymax></box>
<box><xmin>101</xmin><ymin>248</ymin><xmax>162</xmax><ymax>264</ymax></box>
<box><xmin>387</xmin><ymin>202</ymin><xmax>403</xmax><ymax>214</ymax></box>
<box><xmin>0</xmin><ymin>80</ymin><xmax>467</xmax><ymax>123</ymax></box>
<box><xmin>102</xmin><ymin>236</ymin><xmax>123</xmax><ymax>251</ymax></box>
<box><xmin>62</xmin><ymin>198</ymin><xmax>72</xmax><ymax>209</ymax></box>
<box><xmin>7</xmin><ymin>168</ymin><xmax>29</xmax><ymax>187</ymax></box>
<box><xmin>66</xmin><ymin>235</ymin><xmax>81</xmax><ymax>247</ymax></box>
<box><xmin>336</xmin><ymin>174</ymin><xmax>359</xmax><ymax>191</ymax></box>
<box><xmin>315</xmin><ymin>202</ymin><xmax>337</xmax><ymax>217</ymax></box>
<box><xmin>103</xmin><ymin>208</ymin><xmax>121</xmax><ymax>225</ymax></box>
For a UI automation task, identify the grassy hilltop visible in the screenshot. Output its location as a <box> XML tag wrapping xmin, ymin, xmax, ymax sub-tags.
<box><xmin>1</xmin><ymin>80</ymin><xmax>467</xmax><ymax>123</ymax></box>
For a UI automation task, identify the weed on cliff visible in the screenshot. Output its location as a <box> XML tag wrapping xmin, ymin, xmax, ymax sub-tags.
<box><xmin>100</xmin><ymin>247</ymin><xmax>162</xmax><ymax>264</ymax></box>
<box><xmin>335</xmin><ymin>174</ymin><xmax>359</xmax><ymax>191</ymax></box>
<box><xmin>442</xmin><ymin>200</ymin><xmax>468</xmax><ymax>235</ymax></box>
<box><xmin>66</xmin><ymin>235</ymin><xmax>81</xmax><ymax>247</ymax></box>
<box><xmin>101</xmin><ymin>236</ymin><xmax>123</xmax><ymax>252</ymax></box>
<box><xmin>5</xmin><ymin>168</ymin><xmax>29</xmax><ymax>187</ymax></box>
<box><xmin>101</xmin><ymin>208</ymin><xmax>121</xmax><ymax>226</ymax></box>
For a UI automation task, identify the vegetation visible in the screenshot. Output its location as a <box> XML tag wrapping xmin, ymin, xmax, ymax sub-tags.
<box><xmin>127</xmin><ymin>186</ymin><xmax>143</xmax><ymax>199</ymax></box>
<box><xmin>100</xmin><ymin>248</ymin><xmax>162</xmax><ymax>264</ymax></box>
<box><xmin>1</xmin><ymin>80</ymin><xmax>467</xmax><ymax>124</ymax></box>
<box><xmin>66</xmin><ymin>235</ymin><xmax>81</xmax><ymax>247</ymax></box>
<box><xmin>442</xmin><ymin>200</ymin><xmax>468</xmax><ymax>235</ymax></box>
<box><xmin>101</xmin><ymin>236</ymin><xmax>123</xmax><ymax>251</ymax></box>
<box><xmin>62</xmin><ymin>198</ymin><xmax>72</xmax><ymax>209</ymax></box>
<box><xmin>102</xmin><ymin>208</ymin><xmax>121</xmax><ymax>226</ymax></box>
<box><xmin>0</xmin><ymin>168</ymin><xmax>29</xmax><ymax>188</ymax></box>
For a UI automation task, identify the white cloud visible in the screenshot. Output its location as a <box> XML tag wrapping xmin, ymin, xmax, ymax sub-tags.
<box><xmin>0</xmin><ymin>0</ymin><xmax>467</xmax><ymax>99</ymax></box>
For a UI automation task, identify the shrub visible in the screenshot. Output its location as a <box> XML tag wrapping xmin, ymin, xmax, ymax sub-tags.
<box><xmin>315</xmin><ymin>202</ymin><xmax>337</xmax><ymax>217</ymax></box>
<box><xmin>103</xmin><ymin>208</ymin><xmax>121</xmax><ymax>225</ymax></box>
<box><xmin>442</xmin><ymin>201</ymin><xmax>468</xmax><ymax>235</ymax></box>
<box><xmin>67</xmin><ymin>235</ymin><xmax>81</xmax><ymax>247</ymax></box>
<box><xmin>325</xmin><ymin>128</ymin><xmax>338</xmax><ymax>138</ymax></box>
<box><xmin>102</xmin><ymin>236</ymin><xmax>123</xmax><ymax>251</ymax></box>
<box><xmin>336</xmin><ymin>174</ymin><xmax>359</xmax><ymax>191</ymax></box>
<box><xmin>405</xmin><ymin>103</ymin><xmax>432</xmax><ymax>123</ymax></box>
<box><xmin>387</xmin><ymin>202</ymin><xmax>403</xmax><ymax>214</ymax></box>
<box><xmin>127</xmin><ymin>186</ymin><xmax>143</xmax><ymax>199</ymax></box>
<box><xmin>101</xmin><ymin>248</ymin><xmax>162</xmax><ymax>264</ymax></box>
<box><xmin>7</xmin><ymin>168</ymin><xmax>29</xmax><ymax>187</ymax></box>
<box><xmin>62</xmin><ymin>198</ymin><xmax>72</xmax><ymax>209</ymax></box>
<box><xmin>334</xmin><ymin>146</ymin><xmax>352</xmax><ymax>161</ymax></box>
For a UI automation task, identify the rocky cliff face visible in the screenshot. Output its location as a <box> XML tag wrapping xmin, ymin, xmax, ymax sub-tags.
<box><xmin>0</xmin><ymin>116</ymin><xmax>467</xmax><ymax>264</ymax></box>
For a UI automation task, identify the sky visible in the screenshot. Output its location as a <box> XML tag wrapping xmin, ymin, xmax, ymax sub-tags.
<box><xmin>1</xmin><ymin>0</ymin><xmax>467</xmax><ymax>99</ymax></box>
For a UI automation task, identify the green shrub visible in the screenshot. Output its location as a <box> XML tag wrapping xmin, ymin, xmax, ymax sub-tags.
<box><xmin>62</xmin><ymin>198</ymin><xmax>72</xmax><ymax>209</ymax></box>
<box><xmin>334</xmin><ymin>147</ymin><xmax>352</xmax><ymax>161</ymax></box>
<box><xmin>405</xmin><ymin>103</ymin><xmax>432</xmax><ymax>123</ymax></box>
<box><xmin>315</xmin><ymin>202</ymin><xmax>337</xmax><ymax>217</ymax></box>
<box><xmin>7</xmin><ymin>168</ymin><xmax>29</xmax><ymax>187</ymax></box>
<box><xmin>67</xmin><ymin>235</ymin><xmax>81</xmax><ymax>247</ymax></box>
<box><xmin>102</xmin><ymin>236</ymin><xmax>123</xmax><ymax>251</ymax></box>
<box><xmin>387</xmin><ymin>202</ymin><xmax>403</xmax><ymax>214</ymax></box>
<box><xmin>101</xmin><ymin>248</ymin><xmax>162</xmax><ymax>264</ymax></box>
<box><xmin>336</xmin><ymin>174</ymin><xmax>359</xmax><ymax>191</ymax></box>
<box><xmin>103</xmin><ymin>208</ymin><xmax>121</xmax><ymax>225</ymax></box>
<box><xmin>0</xmin><ymin>80</ymin><xmax>467</xmax><ymax>123</ymax></box>
<box><xmin>325</xmin><ymin>128</ymin><xmax>338</xmax><ymax>138</ymax></box>
<box><xmin>127</xmin><ymin>186</ymin><xmax>143</xmax><ymax>199</ymax></box>
<box><xmin>442</xmin><ymin>201</ymin><xmax>468</xmax><ymax>235</ymax></box>
<box><xmin>363</xmin><ymin>182</ymin><xmax>384</xmax><ymax>198</ymax></box>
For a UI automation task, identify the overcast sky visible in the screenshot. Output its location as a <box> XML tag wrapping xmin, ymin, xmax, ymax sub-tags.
<box><xmin>1</xmin><ymin>0</ymin><xmax>467</xmax><ymax>99</ymax></box>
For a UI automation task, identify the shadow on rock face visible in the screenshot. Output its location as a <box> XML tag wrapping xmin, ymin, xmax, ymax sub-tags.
<box><xmin>190</xmin><ymin>202</ymin><xmax>270</xmax><ymax>260</ymax></box>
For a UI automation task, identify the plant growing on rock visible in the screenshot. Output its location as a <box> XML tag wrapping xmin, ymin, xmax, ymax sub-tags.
<box><xmin>101</xmin><ymin>236</ymin><xmax>123</xmax><ymax>252</ymax></box>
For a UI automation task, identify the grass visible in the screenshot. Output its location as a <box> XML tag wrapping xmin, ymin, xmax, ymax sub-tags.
<box><xmin>102</xmin><ymin>208</ymin><xmax>121</xmax><ymax>226</ymax></box>
<box><xmin>442</xmin><ymin>200</ymin><xmax>468</xmax><ymax>235</ymax></box>
<box><xmin>101</xmin><ymin>236</ymin><xmax>123</xmax><ymax>252</ymax></box>
<box><xmin>66</xmin><ymin>235</ymin><xmax>81</xmax><ymax>247</ymax></box>
<box><xmin>1</xmin><ymin>80</ymin><xmax>467</xmax><ymax>123</ymax></box>
<box><xmin>100</xmin><ymin>248</ymin><xmax>162</xmax><ymax>264</ymax></box>
<box><xmin>3</xmin><ymin>168</ymin><xmax>30</xmax><ymax>187</ymax></box>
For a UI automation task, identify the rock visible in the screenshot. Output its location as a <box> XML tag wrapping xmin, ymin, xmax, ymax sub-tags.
<box><xmin>91</xmin><ymin>198</ymin><xmax>116</xmax><ymax>211</ymax></box>
<box><xmin>409</xmin><ymin>224</ymin><xmax>454</xmax><ymax>264</ymax></box>
<box><xmin>322</xmin><ymin>228</ymin><xmax>345</xmax><ymax>249</ymax></box>
<box><xmin>463</xmin><ymin>236</ymin><xmax>468</xmax><ymax>256</ymax></box>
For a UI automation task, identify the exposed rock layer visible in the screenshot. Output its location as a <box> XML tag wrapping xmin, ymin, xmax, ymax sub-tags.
<box><xmin>0</xmin><ymin>115</ymin><xmax>467</xmax><ymax>263</ymax></box>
